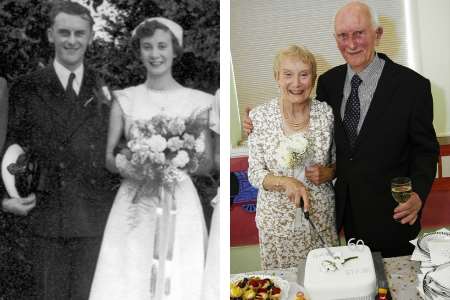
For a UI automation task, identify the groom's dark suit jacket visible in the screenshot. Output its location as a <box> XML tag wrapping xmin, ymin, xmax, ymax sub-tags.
<box><xmin>5</xmin><ymin>65</ymin><xmax>120</xmax><ymax>238</ymax></box>
<box><xmin>316</xmin><ymin>53</ymin><xmax>439</xmax><ymax>256</ymax></box>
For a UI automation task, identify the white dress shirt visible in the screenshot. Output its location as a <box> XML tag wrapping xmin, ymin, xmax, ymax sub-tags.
<box><xmin>53</xmin><ymin>60</ymin><xmax>84</xmax><ymax>95</ymax></box>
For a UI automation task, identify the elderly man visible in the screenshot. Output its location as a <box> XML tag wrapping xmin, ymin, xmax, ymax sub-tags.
<box><xmin>244</xmin><ymin>1</ymin><xmax>439</xmax><ymax>257</ymax></box>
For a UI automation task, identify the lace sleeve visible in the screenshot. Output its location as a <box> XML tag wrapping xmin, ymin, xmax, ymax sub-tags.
<box><xmin>247</xmin><ymin>107</ymin><xmax>270</xmax><ymax>190</ymax></box>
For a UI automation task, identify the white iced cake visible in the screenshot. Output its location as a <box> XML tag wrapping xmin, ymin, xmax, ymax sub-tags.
<box><xmin>304</xmin><ymin>245</ymin><xmax>376</xmax><ymax>300</ymax></box>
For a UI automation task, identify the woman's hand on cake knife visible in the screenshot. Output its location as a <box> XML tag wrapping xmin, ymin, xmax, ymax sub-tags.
<box><xmin>281</xmin><ymin>177</ymin><xmax>310</xmax><ymax>211</ymax></box>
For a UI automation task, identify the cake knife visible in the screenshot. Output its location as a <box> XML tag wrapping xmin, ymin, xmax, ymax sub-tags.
<box><xmin>299</xmin><ymin>197</ymin><xmax>336</xmax><ymax>259</ymax></box>
<box><xmin>372</xmin><ymin>252</ymin><xmax>391</xmax><ymax>299</ymax></box>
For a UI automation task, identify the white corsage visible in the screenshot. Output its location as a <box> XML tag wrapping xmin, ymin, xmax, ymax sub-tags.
<box><xmin>277</xmin><ymin>133</ymin><xmax>309</xmax><ymax>169</ymax></box>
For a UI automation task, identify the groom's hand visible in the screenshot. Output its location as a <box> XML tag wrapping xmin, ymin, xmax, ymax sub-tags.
<box><xmin>243</xmin><ymin>106</ymin><xmax>254</xmax><ymax>136</ymax></box>
<box><xmin>120</xmin><ymin>147</ymin><xmax>132</xmax><ymax>160</ymax></box>
<box><xmin>1</xmin><ymin>193</ymin><xmax>36</xmax><ymax>216</ymax></box>
<box><xmin>305</xmin><ymin>164</ymin><xmax>335</xmax><ymax>185</ymax></box>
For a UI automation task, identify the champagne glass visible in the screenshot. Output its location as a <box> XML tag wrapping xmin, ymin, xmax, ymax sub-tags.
<box><xmin>391</xmin><ymin>177</ymin><xmax>412</xmax><ymax>204</ymax></box>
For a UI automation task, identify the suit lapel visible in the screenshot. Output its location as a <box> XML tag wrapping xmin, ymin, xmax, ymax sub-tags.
<box><xmin>353</xmin><ymin>54</ymin><xmax>396</xmax><ymax>153</ymax></box>
<box><xmin>330</xmin><ymin>65</ymin><xmax>347</xmax><ymax>122</ymax></box>
<box><xmin>328</xmin><ymin>65</ymin><xmax>350</xmax><ymax>150</ymax></box>
<box><xmin>35</xmin><ymin>66</ymin><xmax>71</xmax><ymax>128</ymax></box>
<box><xmin>63</xmin><ymin>68</ymin><xmax>99</xmax><ymax>142</ymax></box>
<box><xmin>78</xmin><ymin>67</ymin><xmax>97</xmax><ymax>107</ymax></box>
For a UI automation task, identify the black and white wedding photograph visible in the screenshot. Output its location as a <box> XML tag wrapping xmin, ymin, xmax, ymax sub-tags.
<box><xmin>0</xmin><ymin>0</ymin><xmax>219</xmax><ymax>299</ymax></box>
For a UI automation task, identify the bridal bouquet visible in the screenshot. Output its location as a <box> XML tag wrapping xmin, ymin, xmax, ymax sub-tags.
<box><xmin>277</xmin><ymin>133</ymin><xmax>309</xmax><ymax>169</ymax></box>
<box><xmin>122</xmin><ymin>110</ymin><xmax>209</xmax><ymax>297</ymax></box>
<box><xmin>123</xmin><ymin>110</ymin><xmax>208</xmax><ymax>197</ymax></box>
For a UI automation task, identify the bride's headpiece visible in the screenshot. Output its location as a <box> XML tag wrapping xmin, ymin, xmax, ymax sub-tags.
<box><xmin>132</xmin><ymin>17</ymin><xmax>183</xmax><ymax>47</ymax></box>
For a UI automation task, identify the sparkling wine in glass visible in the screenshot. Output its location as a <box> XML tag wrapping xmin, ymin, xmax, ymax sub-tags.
<box><xmin>391</xmin><ymin>177</ymin><xmax>412</xmax><ymax>204</ymax></box>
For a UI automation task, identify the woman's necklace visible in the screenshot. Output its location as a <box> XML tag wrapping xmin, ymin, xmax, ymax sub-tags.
<box><xmin>281</xmin><ymin>99</ymin><xmax>311</xmax><ymax>131</ymax></box>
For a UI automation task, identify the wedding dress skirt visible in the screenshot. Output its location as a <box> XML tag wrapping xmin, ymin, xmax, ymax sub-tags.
<box><xmin>89</xmin><ymin>176</ymin><xmax>207</xmax><ymax>300</ymax></box>
<box><xmin>201</xmin><ymin>191</ymin><xmax>219</xmax><ymax>299</ymax></box>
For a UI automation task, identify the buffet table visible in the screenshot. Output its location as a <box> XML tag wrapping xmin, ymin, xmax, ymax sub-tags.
<box><xmin>232</xmin><ymin>255</ymin><xmax>422</xmax><ymax>300</ymax></box>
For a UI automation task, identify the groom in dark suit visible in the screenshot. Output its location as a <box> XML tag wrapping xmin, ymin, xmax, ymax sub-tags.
<box><xmin>1</xmin><ymin>1</ymin><xmax>119</xmax><ymax>299</ymax></box>
<box><xmin>243</xmin><ymin>1</ymin><xmax>439</xmax><ymax>257</ymax></box>
<box><xmin>315</xmin><ymin>1</ymin><xmax>439</xmax><ymax>257</ymax></box>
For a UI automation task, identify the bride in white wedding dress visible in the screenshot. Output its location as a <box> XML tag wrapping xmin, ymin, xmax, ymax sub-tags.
<box><xmin>89</xmin><ymin>17</ymin><xmax>215</xmax><ymax>300</ymax></box>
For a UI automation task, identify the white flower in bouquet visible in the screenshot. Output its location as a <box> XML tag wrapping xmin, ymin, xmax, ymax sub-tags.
<box><xmin>131</xmin><ymin>151</ymin><xmax>148</xmax><ymax>165</ymax></box>
<box><xmin>145</xmin><ymin>122</ymin><xmax>155</xmax><ymax>134</ymax></box>
<box><xmin>129</xmin><ymin>125</ymin><xmax>145</xmax><ymax>140</ymax></box>
<box><xmin>147</xmin><ymin>135</ymin><xmax>167</xmax><ymax>153</ymax></box>
<box><xmin>150</xmin><ymin>151</ymin><xmax>166</xmax><ymax>165</ymax></box>
<box><xmin>167</xmin><ymin>136</ymin><xmax>184</xmax><ymax>152</ymax></box>
<box><xmin>168</xmin><ymin>117</ymin><xmax>186</xmax><ymax>135</ymax></box>
<box><xmin>195</xmin><ymin>133</ymin><xmax>205</xmax><ymax>153</ymax></box>
<box><xmin>183</xmin><ymin>133</ymin><xmax>196</xmax><ymax>150</ymax></box>
<box><xmin>172</xmin><ymin>150</ymin><xmax>190</xmax><ymax>168</ymax></box>
<box><xmin>128</xmin><ymin>139</ymin><xmax>148</xmax><ymax>153</ymax></box>
<box><xmin>278</xmin><ymin>134</ymin><xmax>309</xmax><ymax>169</ymax></box>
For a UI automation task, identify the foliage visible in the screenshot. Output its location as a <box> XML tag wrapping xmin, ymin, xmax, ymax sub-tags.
<box><xmin>0</xmin><ymin>0</ymin><xmax>219</xmax><ymax>298</ymax></box>
<box><xmin>0</xmin><ymin>0</ymin><xmax>53</xmax><ymax>79</ymax></box>
<box><xmin>0</xmin><ymin>0</ymin><xmax>220</xmax><ymax>93</ymax></box>
<box><xmin>88</xmin><ymin>0</ymin><xmax>219</xmax><ymax>93</ymax></box>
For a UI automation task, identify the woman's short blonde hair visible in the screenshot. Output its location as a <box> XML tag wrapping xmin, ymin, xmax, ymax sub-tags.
<box><xmin>273</xmin><ymin>45</ymin><xmax>317</xmax><ymax>86</ymax></box>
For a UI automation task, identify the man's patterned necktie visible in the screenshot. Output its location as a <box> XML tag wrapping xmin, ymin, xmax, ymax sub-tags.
<box><xmin>343</xmin><ymin>74</ymin><xmax>362</xmax><ymax>150</ymax></box>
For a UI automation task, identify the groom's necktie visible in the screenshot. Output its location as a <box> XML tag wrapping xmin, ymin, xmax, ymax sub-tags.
<box><xmin>343</xmin><ymin>74</ymin><xmax>362</xmax><ymax>150</ymax></box>
<box><xmin>65</xmin><ymin>72</ymin><xmax>77</xmax><ymax>102</ymax></box>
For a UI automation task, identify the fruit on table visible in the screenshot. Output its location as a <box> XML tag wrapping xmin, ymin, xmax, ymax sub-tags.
<box><xmin>270</xmin><ymin>287</ymin><xmax>281</xmax><ymax>299</ymax></box>
<box><xmin>230</xmin><ymin>285</ymin><xmax>243</xmax><ymax>298</ymax></box>
<box><xmin>295</xmin><ymin>291</ymin><xmax>306</xmax><ymax>300</ymax></box>
<box><xmin>243</xmin><ymin>289</ymin><xmax>257</xmax><ymax>299</ymax></box>
<box><xmin>230</xmin><ymin>276</ymin><xmax>282</xmax><ymax>300</ymax></box>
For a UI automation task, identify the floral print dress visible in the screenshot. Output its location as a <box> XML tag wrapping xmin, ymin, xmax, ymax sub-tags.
<box><xmin>248</xmin><ymin>98</ymin><xmax>338</xmax><ymax>269</ymax></box>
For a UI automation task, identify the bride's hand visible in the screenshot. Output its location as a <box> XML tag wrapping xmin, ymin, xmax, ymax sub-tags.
<box><xmin>280</xmin><ymin>177</ymin><xmax>310</xmax><ymax>211</ymax></box>
<box><xmin>114</xmin><ymin>153</ymin><xmax>146</xmax><ymax>182</ymax></box>
<box><xmin>106</xmin><ymin>147</ymin><xmax>132</xmax><ymax>174</ymax></box>
<box><xmin>119</xmin><ymin>147</ymin><xmax>132</xmax><ymax>160</ymax></box>
<box><xmin>106</xmin><ymin>152</ymin><xmax>119</xmax><ymax>173</ymax></box>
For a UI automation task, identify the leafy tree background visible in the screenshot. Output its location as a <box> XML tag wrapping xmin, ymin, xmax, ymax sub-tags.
<box><xmin>0</xmin><ymin>0</ymin><xmax>219</xmax><ymax>298</ymax></box>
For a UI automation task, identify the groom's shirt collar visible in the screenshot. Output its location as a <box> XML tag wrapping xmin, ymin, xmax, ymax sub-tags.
<box><xmin>53</xmin><ymin>60</ymin><xmax>84</xmax><ymax>95</ymax></box>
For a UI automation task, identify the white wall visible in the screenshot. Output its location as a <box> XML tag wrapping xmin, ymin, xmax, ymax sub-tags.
<box><xmin>230</xmin><ymin>0</ymin><xmax>450</xmax><ymax>143</ymax></box>
<box><xmin>415</xmin><ymin>0</ymin><xmax>450</xmax><ymax>137</ymax></box>
<box><xmin>230</xmin><ymin>62</ymin><xmax>242</xmax><ymax>147</ymax></box>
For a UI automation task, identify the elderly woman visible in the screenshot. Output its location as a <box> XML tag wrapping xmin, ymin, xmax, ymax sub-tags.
<box><xmin>248</xmin><ymin>45</ymin><xmax>338</xmax><ymax>269</ymax></box>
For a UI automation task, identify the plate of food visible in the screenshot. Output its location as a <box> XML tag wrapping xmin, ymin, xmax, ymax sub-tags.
<box><xmin>230</xmin><ymin>274</ymin><xmax>289</xmax><ymax>300</ymax></box>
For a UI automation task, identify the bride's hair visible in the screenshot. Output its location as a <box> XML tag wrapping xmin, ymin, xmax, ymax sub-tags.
<box><xmin>130</xmin><ymin>20</ymin><xmax>184</xmax><ymax>59</ymax></box>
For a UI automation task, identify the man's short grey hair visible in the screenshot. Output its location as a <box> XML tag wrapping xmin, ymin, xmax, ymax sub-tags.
<box><xmin>332</xmin><ymin>1</ymin><xmax>381</xmax><ymax>33</ymax></box>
